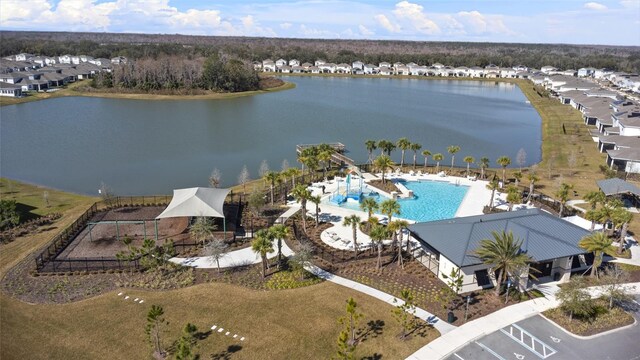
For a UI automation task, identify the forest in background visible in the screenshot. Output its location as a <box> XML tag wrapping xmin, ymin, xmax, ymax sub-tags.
<box><xmin>1</xmin><ymin>30</ymin><xmax>639</xmax><ymax>73</ymax></box>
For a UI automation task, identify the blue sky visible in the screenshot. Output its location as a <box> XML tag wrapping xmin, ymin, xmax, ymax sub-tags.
<box><xmin>1</xmin><ymin>0</ymin><xmax>639</xmax><ymax>45</ymax></box>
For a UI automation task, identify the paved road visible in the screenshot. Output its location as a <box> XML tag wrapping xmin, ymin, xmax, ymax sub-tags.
<box><xmin>446</xmin><ymin>297</ymin><xmax>640</xmax><ymax>360</ymax></box>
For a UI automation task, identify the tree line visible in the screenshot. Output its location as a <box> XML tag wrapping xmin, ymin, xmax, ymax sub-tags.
<box><xmin>91</xmin><ymin>54</ymin><xmax>261</xmax><ymax>93</ymax></box>
<box><xmin>2</xmin><ymin>31</ymin><xmax>639</xmax><ymax>73</ymax></box>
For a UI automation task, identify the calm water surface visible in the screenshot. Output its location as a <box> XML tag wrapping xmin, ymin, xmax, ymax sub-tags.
<box><xmin>1</xmin><ymin>77</ymin><xmax>541</xmax><ymax>195</ymax></box>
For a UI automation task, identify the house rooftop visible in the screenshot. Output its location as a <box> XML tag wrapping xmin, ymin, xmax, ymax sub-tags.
<box><xmin>597</xmin><ymin>178</ymin><xmax>640</xmax><ymax>197</ymax></box>
<box><xmin>408</xmin><ymin>208</ymin><xmax>589</xmax><ymax>267</ymax></box>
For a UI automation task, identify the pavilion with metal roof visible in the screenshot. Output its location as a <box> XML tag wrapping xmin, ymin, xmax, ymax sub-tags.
<box><xmin>596</xmin><ymin>178</ymin><xmax>640</xmax><ymax>197</ymax></box>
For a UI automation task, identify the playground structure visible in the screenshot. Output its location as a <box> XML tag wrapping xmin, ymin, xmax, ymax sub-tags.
<box><xmin>330</xmin><ymin>166</ymin><xmax>369</xmax><ymax>204</ymax></box>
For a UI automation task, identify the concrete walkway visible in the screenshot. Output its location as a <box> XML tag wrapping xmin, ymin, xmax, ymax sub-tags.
<box><xmin>407</xmin><ymin>282</ymin><xmax>640</xmax><ymax>360</ymax></box>
<box><xmin>169</xmin><ymin>241</ymin><xmax>295</xmax><ymax>268</ymax></box>
<box><xmin>305</xmin><ymin>264</ymin><xmax>456</xmax><ymax>335</ymax></box>
<box><xmin>611</xmin><ymin>239</ymin><xmax>640</xmax><ymax>267</ymax></box>
<box><xmin>170</xmin><ymin>240</ymin><xmax>453</xmax><ymax>334</ymax></box>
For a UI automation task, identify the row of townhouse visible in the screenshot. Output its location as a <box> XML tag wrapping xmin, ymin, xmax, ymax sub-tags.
<box><xmin>4</xmin><ymin>53</ymin><xmax>126</xmax><ymax>67</ymax></box>
<box><xmin>535</xmin><ymin>73</ymin><xmax>640</xmax><ymax>173</ymax></box>
<box><xmin>256</xmin><ymin>59</ymin><xmax>531</xmax><ymax>79</ymax></box>
<box><xmin>0</xmin><ymin>61</ymin><xmax>104</xmax><ymax>97</ymax></box>
<box><xmin>540</xmin><ymin>65</ymin><xmax>640</xmax><ymax>94</ymax></box>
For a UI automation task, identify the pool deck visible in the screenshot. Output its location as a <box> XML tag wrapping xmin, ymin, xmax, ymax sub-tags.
<box><xmin>290</xmin><ymin>171</ymin><xmax>518</xmax><ymax>251</ymax></box>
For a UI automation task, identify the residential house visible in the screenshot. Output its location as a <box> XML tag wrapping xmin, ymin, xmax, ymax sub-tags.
<box><xmin>513</xmin><ymin>65</ymin><xmax>528</xmax><ymax>71</ymax></box>
<box><xmin>454</xmin><ymin>67</ymin><xmax>469</xmax><ymax>77</ymax></box>
<box><xmin>301</xmin><ymin>62</ymin><xmax>312</xmax><ymax>70</ymax></box>
<box><xmin>395</xmin><ymin>65</ymin><xmax>409</xmax><ymax>75</ymax></box>
<box><xmin>308</xmin><ymin>66</ymin><xmax>320</xmax><ymax>74</ymax></box>
<box><xmin>432</xmin><ymin>63</ymin><xmax>445</xmax><ymax>69</ymax></box>
<box><xmin>58</xmin><ymin>55</ymin><xmax>72</xmax><ymax>64</ymax></box>
<box><xmin>0</xmin><ymin>82</ymin><xmax>22</xmax><ymax>97</ymax></box>
<box><xmin>318</xmin><ymin>63</ymin><xmax>336</xmax><ymax>73</ymax></box>
<box><xmin>468</xmin><ymin>66</ymin><xmax>484</xmax><ymax>78</ymax></box>
<box><xmin>291</xmin><ymin>66</ymin><xmax>305</xmax><ymax>73</ymax></box>
<box><xmin>378</xmin><ymin>66</ymin><xmax>393</xmax><ymax>76</ymax></box>
<box><xmin>378</xmin><ymin>62</ymin><xmax>391</xmax><ymax>68</ymax></box>
<box><xmin>352</xmin><ymin>61</ymin><xmax>364</xmax><ymax>72</ymax></box>
<box><xmin>408</xmin><ymin>209</ymin><xmax>591</xmax><ymax>293</ymax></box>
<box><xmin>279</xmin><ymin>65</ymin><xmax>291</xmax><ymax>74</ymax></box>
<box><xmin>111</xmin><ymin>56</ymin><xmax>127</xmax><ymax>64</ymax></box>
<box><xmin>262</xmin><ymin>61</ymin><xmax>276</xmax><ymax>72</ymax></box>
<box><xmin>336</xmin><ymin>63</ymin><xmax>352</xmax><ymax>74</ymax></box>
<box><xmin>275</xmin><ymin>59</ymin><xmax>287</xmax><ymax>67</ymax></box>
<box><xmin>578</xmin><ymin>68</ymin><xmax>596</xmax><ymax>77</ymax></box>
<box><xmin>594</xmin><ymin>68</ymin><xmax>614</xmax><ymax>79</ymax></box>
<box><xmin>15</xmin><ymin>53</ymin><xmax>34</xmax><ymax>62</ymax></box>
<box><xmin>252</xmin><ymin>61</ymin><xmax>262</xmax><ymax>71</ymax></box>
<box><xmin>607</xmin><ymin>148</ymin><xmax>640</xmax><ymax>173</ymax></box>
<box><xmin>500</xmin><ymin>68</ymin><xmax>517</xmax><ymax>78</ymax></box>
<box><xmin>363</xmin><ymin>64</ymin><xmax>377</xmax><ymax>74</ymax></box>
<box><xmin>314</xmin><ymin>59</ymin><xmax>326</xmax><ymax>66</ymax></box>
<box><xmin>288</xmin><ymin>59</ymin><xmax>300</xmax><ymax>67</ymax></box>
<box><xmin>541</xmin><ymin>66</ymin><xmax>557</xmax><ymax>74</ymax></box>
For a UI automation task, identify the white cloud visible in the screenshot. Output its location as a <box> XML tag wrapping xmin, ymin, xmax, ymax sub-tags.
<box><xmin>375</xmin><ymin>14</ymin><xmax>400</xmax><ymax>33</ymax></box>
<box><xmin>359</xmin><ymin>24</ymin><xmax>374</xmax><ymax>36</ymax></box>
<box><xmin>620</xmin><ymin>0</ymin><xmax>640</xmax><ymax>8</ymax></box>
<box><xmin>392</xmin><ymin>1</ymin><xmax>440</xmax><ymax>34</ymax></box>
<box><xmin>584</xmin><ymin>2</ymin><xmax>608</xmax><ymax>10</ymax></box>
<box><xmin>279</xmin><ymin>22</ymin><xmax>292</xmax><ymax>29</ymax></box>
<box><xmin>457</xmin><ymin>10</ymin><xmax>513</xmax><ymax>35</ymax></box>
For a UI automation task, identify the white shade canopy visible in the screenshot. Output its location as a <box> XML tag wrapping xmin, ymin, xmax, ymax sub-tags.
<box><xmin>156</xmin><ymin>187</ymin><xmax>230</xmax><ymax>219</ymax></box>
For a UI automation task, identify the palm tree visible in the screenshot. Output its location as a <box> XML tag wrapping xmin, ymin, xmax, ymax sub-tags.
<box><xmin>380</xmin><ymin>198</ymin><xmax>401</xmax><ymax>224</ymax></box>
<box><xmin>447</xmin><ymin>145</ymin><xmax>460</xmax><ymax>171</ymax></box>
<box><xmin>373</xmin><ymin>154</ymin><xmax>394</xmax><ymax>184</ymax></box>
<box><xmin>378</xmin><ymin>140</ymin><xmax>396</xmax><ymax>156</ymax></box>
<box><xmin>463</xmin><ymin>156</ymin><xmax>475</xmax><ymax>176</ymax></box>
<box><xmin>585</xmin><ymin>209</ymin><xmax>601</xmax><ymax>232</ymax></box>
<box><xmin>369</xmin><ymin>225</ymin><xmax>389</xmax><ymax>270</ymax></box>
<box><xmin>389</xmin><ymin>219</ymin><xmax>409</xmax><ymax>268</ymax></box>
<box><xmin>360</xmin><ymin>197</ymin><xmax>378</xmax><ymax>227</ymax></box>
<box><xmin>475</xmin><ymin>230</ymin><xmax>532</xmax><ymax>295</ymax></box>
<box><xmin>410</xmin><ymin>142</ymin><xmax>422</xmax><ymax>169</ymax></box>
<box><xmin>292</xmin><ymin>184</ymin><xmax>312</xmax><ymax>233</ymax></box>
<box><xmin>597</xmin><ymin>199</ymin><xmax>622</xmax><ymax>235</ymax></box>
<box><xmin>252</xmin><ymin>229</ymin><xmax>274</xmax><ymax>278</ymax></box>
<box><xmin>421</xmin><ymin>149</ymin><xmax>431</xmax><ymax>169</ymax></box>
<box><xmin>555</xmin><ymin>182</ymin><xmax>573</xmax><ymax>217</ymax></box>
<box><xmin>506</xmin><ymin>186</ymin><xmax>521</xmax><ymax>211</ymax></box>
<box><xmin>285</xmin><ymin>167</ymin><xmax>302</xmax><ymax>189</ymax></box>
<box><xmin>343</xmin><ymin>214</ymin><xmax>362</xmax><ymax>255</ymax></box>
<box><xmin>397</xmin><ymin>137</ymin><xmax>412</xmax><ymax>167</ymax></box>
<box><xmin>579</xmin><ymin>232</ymin><xmax>613</xmax><ymax>277</ymax></box>
<box><xmin>365</xmin><ymin>139</ymin><xmax>377</xmax><ymax>164</ymax></box>
<box><xmin>496</xmin><ymin>156</ymin><xmax>511</xmax><ymax>187</ymax></box>
<box><xmin>479</xmin><ymin>157</ymin><xmax>490</xmax><ymax>179</ymax></box>
<box><xmin>263</xmin><ymin>171</ymin><xmax>280</xmax><ymax>205</ymax></box>
<box><xmin>611</xmin><ymin>207</ymin><xmax>633</xmax><ymax>254</ymax></box>
<box><xmin>487</xmin><ymin>178</ymin><xmax>500</xmax><ymax>210</ymax></box>
<box><xmin>584</xmin><ymin>190</ymin><xmax>605</xmax><ymax>211</ymax></box>
<box><xmin>309</xmin><ymin>195</ymin><xmax>321</xmax><ymax>227</ymax></box>
<box><xmin>269</xmin><ymin>224</ymin><xmax>290</xmax><ymax>264</ymax></box>
<box><xmin>433</xmin><ymin>153</ymin><xmax>444</xmax><ymax>173</ymax></box>
<box><xmin>190</xmin><ymin>217</ymin><xmax>217</xmax><ymax>245</ymax></box>
<box><xmin>513</xmin><ymin>171</ymin><xmax>522</xmax><ymax>187</ymax></box>
<box><xmin>318</xmin><ymin>150</ymin><xmax>333</xmax><ymax>180</ymax></box>
<box><xmin>525</xmin><ymin>172</ymin><xmax>539</xmax><ymax>203</ymax></box>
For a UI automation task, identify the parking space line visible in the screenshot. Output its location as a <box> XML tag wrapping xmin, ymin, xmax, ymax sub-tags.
<box><xmin>500</xmin><ymin>323</ymin><xmax>557</xmax><ymax>359</ymax></box>
<box><xmin>475</xmin><ymin>341</ymin><xmax>507</xmax><ymax>360</ymax></box>
<box><xmin>453</xmin><ymin>353</ymin><xmax>464</xmax><ymax>360</ymax></box>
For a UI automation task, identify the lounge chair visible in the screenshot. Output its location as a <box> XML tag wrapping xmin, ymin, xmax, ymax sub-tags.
<box><xmin>437</xmin><ymin>171</ymin><xmax>446</xmax><ymax>177</ymax></box>
<box><xmin>409</xmin><ymin>170</ymin><xmax>415</xmax><ymax>176</ymax></box>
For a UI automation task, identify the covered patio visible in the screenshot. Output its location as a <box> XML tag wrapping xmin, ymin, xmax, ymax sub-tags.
<box><xmin>597</xmin><ymin>178</ymin><xmax>640</xmax><ymax>210</ymax></box>
<box><xmin>157</xmin><ymin>187</ymin><xmax>231</xmax><ymax>235</ymax></box>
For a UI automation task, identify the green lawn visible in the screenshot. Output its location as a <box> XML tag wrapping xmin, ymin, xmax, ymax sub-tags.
<box><xmin>1</xmin><ymin>282</ymin><xmax>438</xmax><ymax>360</ymax></box>
<box><xmin>0</xmin><ymin>178</ymin><xmax>97</xmax><ymax>278</ymax></box>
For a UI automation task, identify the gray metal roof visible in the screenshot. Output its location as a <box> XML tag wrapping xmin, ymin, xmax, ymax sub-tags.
<box><xmin>408</xmin><ymin>208</ymin><xmax>590</xmax><ymax>267</ymax></box>
<box><xmin>597</xmin><ymin>178</ymin><xmax>640</xmax><ymax>197</ymax></box>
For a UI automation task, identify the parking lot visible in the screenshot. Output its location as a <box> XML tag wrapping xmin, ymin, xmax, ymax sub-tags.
<box><xmin>446</xmin><ymin>297</ymin><xmax>640</xmax><ymax>360</ymax></box>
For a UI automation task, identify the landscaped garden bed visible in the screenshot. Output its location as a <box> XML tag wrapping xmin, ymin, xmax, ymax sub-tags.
<box><xmin>543</xmin><ymin>298</ymin><xmax>635</xmax><ymax>336</ymax></box>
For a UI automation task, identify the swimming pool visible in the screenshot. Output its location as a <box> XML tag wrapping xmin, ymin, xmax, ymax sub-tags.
<box><xmin>325</xmin><ymin>180</ymin><xmax>469</xmax><ymax>222</ymax></box>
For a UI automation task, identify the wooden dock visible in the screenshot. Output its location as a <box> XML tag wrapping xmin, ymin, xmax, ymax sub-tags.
<box><xmin>296</xmin><ymin>142</ymin><xmax>355</xmax><ymax>166</ymax></box>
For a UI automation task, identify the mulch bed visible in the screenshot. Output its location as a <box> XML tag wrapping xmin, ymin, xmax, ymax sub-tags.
<box><xmin>299</xmin><ymin>220</ymin><xmax>544</xmax><ymax>325</ymax></box>
<box><xmin>543</xmin><ymin>298</ymin><xmax>636</xmax><ymax>336</ymax></box>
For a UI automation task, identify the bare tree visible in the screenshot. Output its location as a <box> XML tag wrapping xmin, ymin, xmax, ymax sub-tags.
<box><xmin>238</xmin><ymin>165</ymin><xmax>250</xmax><ymax>194</ymax></box>
<box><xmin>281</xmin><ymin>159</ymin><xmax>290</xmax><ymax>172</ymax></box>
<box><xmin>258</xmin><ymin>160</ymin><xmax>270</xmax><ymax>179</ymax></box>
<box><xmin>203</xmin><ymin>239</ymin><xmax>228</xmax><ymax>273</ymax></box>
<box><xmin>516</xmin><ymin>148</ymin><xmax>527</xmax><ymax>172</ymax></box>
<box><xmin>209</xmin><ymin>168</ymin><xmax>222</xmax><ymax>188</ymax></box>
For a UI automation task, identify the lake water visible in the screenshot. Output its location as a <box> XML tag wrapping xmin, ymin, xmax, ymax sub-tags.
<box><xmin>0</xmin><ymin>77</ymin><xmax>541</xmax><ymax>195</ymax></box>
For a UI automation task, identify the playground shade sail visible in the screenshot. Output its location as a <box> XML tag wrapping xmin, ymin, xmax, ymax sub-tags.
<box><xmin>156</xmin><ymin>187</ymin><xmax>230</xmax><ymax>219</ymax></box>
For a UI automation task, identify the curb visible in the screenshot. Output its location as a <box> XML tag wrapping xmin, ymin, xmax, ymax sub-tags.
<box><xmin>539</xmin><ymin>312</ymin><xmax>638</xmax><ymax>340</ymax></box>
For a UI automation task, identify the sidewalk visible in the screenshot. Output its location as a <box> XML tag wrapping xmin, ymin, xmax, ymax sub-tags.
<box><xmin>305</xmin><ymin>264</ymin><xmax>456</xmax><ymax>335</ymax></box>
<box><xmin>169</xmin><ymin>240</ymin><xmax>295</xmax><ymax>268</ymax></box>
<box><xmin>406</xmin><ymin>282</ymin><xmax>640</xmax><ymax>360</ymax></box>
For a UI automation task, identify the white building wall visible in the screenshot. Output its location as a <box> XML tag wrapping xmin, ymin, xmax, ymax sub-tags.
<box><xmin>619</xmin><ymin>125</ymin><xmax>640</xmax><ymax>136</ymax></box>
<box><xmin>626</xmin><ymin>161</ymin><xmax>640</xmax><ymax>174</ymax></box>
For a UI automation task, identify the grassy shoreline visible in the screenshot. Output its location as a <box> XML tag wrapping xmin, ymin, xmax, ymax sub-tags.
<box><xmin>0</xmin><ymin>80</ymin><xmax>296</xmax><ymax>106</ymax></box>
